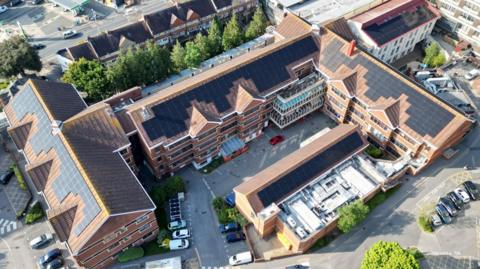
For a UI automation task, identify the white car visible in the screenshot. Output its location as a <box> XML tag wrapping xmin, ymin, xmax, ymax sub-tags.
<box><xmin>172</xmin><ymin>229</ymin><xmax>190</xmax><ymax>239</ymax></box>
<box><xmin>229</xmin><ymin>251</ymin><xmax>253</xmax><ymax>266</ymax></box>
<box><xmin>286</xmin><ymin>216</ymin><xmax>296</xmax><ymax>228</ymax></box>
<box><xmin>62</xmin><ymin>30</ymin><xmax>77</xmax><ymax>39</ymax></box>
<box><xmin>168</xmin><ymin>219</ymin><xmax>186</xmax><ymax>230</ymax></box>
<box><xmin>0</xmin><ymin>5</ymin><xmax>8</xmax><ymax>13</ymax></box>
<box><xmin>465</xmin><ymin>69</ymin><xmax>480</xmax><ymax>80</ymax></box>
<box><xmin>169</xmin><ymin>239</ymin><xmax>189</xmax><ymax>250</ymax></box>
<box><xmin>29</xmin><ymin>233</ymin><xmax>53</xmax><ymax>249</ymax></box>
<box><xmin>454</xmin><ymin>188</ymin><xmax>470</xmax><ymax>203</ymax></box>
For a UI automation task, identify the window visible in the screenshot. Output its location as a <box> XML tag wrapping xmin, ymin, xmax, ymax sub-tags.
<box><xmin>107</xmin><ymin>241</ymin><xmax>120</xmax><ymax>252</ymax></box>
<box><xmin>103</xmin><ymin>233</ymin><xmax>117</xmax><ymax>243</ymax></box>
<box><xmin>119</xmin><ymin>149</ymin><xmax>128</xmax><ymax>155</ymax></box>
<box><xmin>221</xmin><ymin>121</ymin><xmax>237</xmax><ymax>132</ymax></box>
<box><xmin>331</xmin><ymin>86</ymin><xmax>346</xmax><ymax>100</ymax></box>
<box><xmin>135</xmin><ymin>214</ymin><xmax>149</xmax><ymax>224</ymax></box>
<box><xmin>390</xmin><ymin>137</ymin><xmax>408</xmax><ymax>151</ymax></box>
<box><xmin>370</xmin><ymin>115</ymin><xmax>389</xmax><ymax>131</ymax></box>
<box><xmin>197</xmin><ymin>128</ymin><xmax>216</xmax><ymax>140</ymax></box>
<box><xmin>465</xmin><ymin>1</ymin><xmax>479</xmax><ymax>11</ymax></box>
<box><xmin>460</xmin><ymin>12</ymin><xmax>475</xmax><ymax>22</ymax></box>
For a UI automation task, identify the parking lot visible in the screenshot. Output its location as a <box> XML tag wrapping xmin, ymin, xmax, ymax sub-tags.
<box><xmin>177</xmin><ymin>112</ymin><xmax>336</xmax><ymax>268</ymax></box>
<box><xmin>415</xmin><ymin>170</ymin><xmax>480</xmax><ymax>260</ymax></box>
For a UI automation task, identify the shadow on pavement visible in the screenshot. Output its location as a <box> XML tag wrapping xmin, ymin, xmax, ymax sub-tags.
<box><xmin>420</xmin><ymin>254</ymin><xmax>477</xmax><ymax>269</ymax></box>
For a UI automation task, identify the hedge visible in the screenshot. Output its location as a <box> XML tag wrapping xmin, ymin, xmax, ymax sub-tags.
<box><xmin>10</xmin><ymin>164</ymin><xmax>27</xmax><ymax>191</ymax></box>
<box><xmin>117</xmin><ymin>247</ymin><xmax>144</xmax><ymax>263</ymax></box>
<box><xmin>417</xmin><ymin>215</ymin><xmax>433</xmax><ymax>233</ymax></box>
<box><xmin>365</xmin><ymin>145</ymin><xmax>383</xmax><ymax>159</ymax></box>
<box><xmin>25</xmin><ymin>202</ymin><xmax>45</xmax><ymax>224</ymax></box>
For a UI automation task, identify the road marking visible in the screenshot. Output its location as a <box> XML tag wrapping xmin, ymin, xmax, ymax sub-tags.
<box><xmin>0</xmin><ymin>219</ymin><xmax>5</xmax><ymax>226</ymax></box>
<box><xmin>5</xmin><ymin>225</ymin><xmax>10</xmax><ymax>233</ymax></box>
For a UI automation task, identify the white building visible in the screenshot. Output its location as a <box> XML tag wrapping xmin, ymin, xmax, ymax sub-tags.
<box><xmin>435</xmin><ymin>0</ymin><xmax>480</xmax><ymax>50</ymax></box>
<box><xmin>347</xmin><ymin>0</ymin><xmax>440</xmax><ymax>63</ymax></box>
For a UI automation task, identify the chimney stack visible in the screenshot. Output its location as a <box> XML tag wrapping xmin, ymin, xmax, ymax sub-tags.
<box><xmin>347</xmin><ymin>40</ymin><xmax>357</xmax><ymax>57</ymax></box>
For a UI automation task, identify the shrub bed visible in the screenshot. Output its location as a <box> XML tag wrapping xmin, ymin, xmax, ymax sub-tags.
<box><xmin>365</xmin><ymin>145</ymin><xmax>383</xmax><ymax>159</ymax></box>
<box><xmin>202</xmin><ymin>158</ymin><xmax>224</xmax><ymax>174</ymax></box>
<box><xmin>25</xmin><ymin>202</ymin><xmax>45</xmax><ymax>224</ymax></box>
<box><xmin>117</xmin><ymin>247</ymin><xmax>144</xmax><ymax>263</ymax></box>
<box><xmin>10</xmin><ymin>164</ymin><xmax>27</xmax><ymax>191</ymax></box>
<box><xmin>417</xmin><ymin>215</ymin><xmax>433</xmax><ymax>233</ymax></box>
<box><xmin>366</xmin><ymin>186</ymin><xmax>399</xmax><ymax>210</ymax></box>
<box><xmin>212</xmin><ymin>197</ymin><xmax>246</xmax><ymax>225</ymax></box>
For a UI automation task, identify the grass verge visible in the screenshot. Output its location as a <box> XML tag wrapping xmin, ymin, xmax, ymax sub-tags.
<box><xmin>10</xmin><ymin>163</ymin><xmax>27</xmax><ymax>191</ymax></box>
<box><xmin>25</xmin><ymin>202</ymin><xmax>44</xmax><ymax>224</ymax></box>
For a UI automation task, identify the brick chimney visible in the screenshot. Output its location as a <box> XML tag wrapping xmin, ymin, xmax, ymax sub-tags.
<box><xmin>347</xmin><ymin>40</ymin><xmax>357</xmax><ymax>57</ymax></box>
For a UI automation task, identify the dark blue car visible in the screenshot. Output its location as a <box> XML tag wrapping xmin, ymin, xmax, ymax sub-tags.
<box><xmin>225</xmin><ymin>192</ymin><xmax>235</xmax><ymax>207</ymax></box>
<box><xmin>219</xmin><ymin>222</ymin><xmax>240</xmax><ymax>233</ymax></box>
<box><xmin>226</xmin><ymin>232</ymin><xmax>245</xmax><ymax>243</ymax></box>
<box><xmin>38</xmin><ymin>248</ymin><xmax>62</xmax><ymax>266</ymax></box>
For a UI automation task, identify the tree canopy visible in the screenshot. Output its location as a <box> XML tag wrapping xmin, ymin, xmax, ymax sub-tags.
<box><xmin>0</xmin><ymin>36</ymin><xmax>42</xmax><ymax>78</ymax></box>
<box><xmin>194</xmin><ymin>33</ymin><xmax>210</xmax><ymax>61</ymax></box>
<box><xmin>337</xmin><ymin>200</ymin><xmax>370</xmax><ymax>233</ymax></box>
<box><xmin>208</xmin><ymin>17</ymin><xmax>224</xmax><ymax>56</ymax></box>
<box><xmin>62</xmin><ymin>58</ymin><xmax>111</xmax><ymax>101</ymax></box>
<box><xmin>361</xmin><ymin>241</ymin><xmax>420</xmax><ymax>269</ymax></box>
<box><xmin>423</xmin><ymin>42</ymin><xmax>445</xmax><ymax>67</ymax></box>
<box><xmin>171</xmin><ymin>40</ymin><xmax>187</xmax><ymax>71</ymax></box>
<box><xmin>185</xmin><ymin>41</ymin><xmax>202</xmax><ymax>68</ymax></box>
<box><xmin>245</xmin><ymin>7</ymin><xmax>268</xmax><ymax>41</ymax></box>
<box><xmin>222</xmin><ymin>14</ymin><xmax>244</xmax><ymax>51</ymax></box>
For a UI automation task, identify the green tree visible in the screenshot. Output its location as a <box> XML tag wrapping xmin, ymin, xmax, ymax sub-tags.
<box><xmin>171</xmin><ymin>40</ymin><xmax>186</xmax><ymax>71</ymax></box>
<box><xmin>194</xmin><ymin>33</ymin><xmax>210</xmax><ymax>61</ymax></box>
<box><xmin>184</xmin><ymin>41</ymin><xmax>202</xmax><ymax>68</ymax></box>
<box><xmin>146</xmin><ymin>41</ymin><xmax>171</xmax><ymax>81</ymax></box>
<box><xmin>431</xmin><ymin>53</ymin><xmax>446</xmax><ymax>67</ymax></box>
<box><xmin>208</xmin><ymin>17</ymin><xmax>223</xmax><ymax>56</ymax></box>
<box><xmin>222</xmin><ymin>14</ymin><xmax>244</xmax><ymax>51</ymax></box>
<box><xmin>361</xmin><ymin>241</ymin><xmax>420</xmax><ymax>269</ymax></box>
<box><xmin>245</xmin><ymin>7</ymin><xmax>267</xmax><ymax>40</ymax></box>
<box><xmin>107</xmin><ymin>48</ymin><xmax>138</xmax><ymax>92</ymax></box>
<box><xmin>423</xmin><ymin>42</ymin><xmax>441</xmax><ymax>67</ymax></box>
<box><xmin>337</xmin><ymin>200</ymin><xmax>370</xmax><ymax>233</ymax></box>
<box><xmin>62</xmin><ymin>58</ymin><xmax>112</xmax><ymax>101</ymax></box>
<box><xmin>0</xmin><ymin>36</ymin><xmax>42</xmax><ymax>78</ymax></box>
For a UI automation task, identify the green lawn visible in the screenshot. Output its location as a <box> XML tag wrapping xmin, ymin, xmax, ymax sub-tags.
<box><xmin>366</xmin><ymin>186</ymin><xmax>399</xmax><ymax>210</ymax></box>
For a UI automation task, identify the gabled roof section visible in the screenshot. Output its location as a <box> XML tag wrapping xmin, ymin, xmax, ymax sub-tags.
<box><xmin>234</xmin><ymin>124</ymin><xmax>367</xmax><ymax>213</ymax></box>
<box><xmin>30</xmin><ymin>79</ymin><xmax>86</xmax><ymax>122</ymax></box>
<box><xmin>170</xmin><ymin>13</ymin><xmax>184</xmax><ymax>27</ymax></box>
<box><xmin>48</xmin><ymin>202</ymin><xmax>79</xmax><ymax>242</ymax></box>
<box><xmin>275</xmin><ymin>13</ymin><xmax>312</xmax><ymax>39</ymax></box>
<box><xmin>7</xmin><ymin>121</ymin><xmax>32</xmax><ymax>150</ymax></box>
<box><xmin>235</xmin><ymin>84</ymin><xmax>264</xmax><ymax>113</ymax></box>
<box><xmin>325</xmin><ymin>18</ymin><xmax>356</xmax><ymax>42</ymax></box>
<box><xmin>26</xmin><ymin>159</ymin><xmax>53</xmax><ymax>192</ymax></box>
<box><xmin>186</xmin><ymin>8</ymin><xmax>200</xmax><ymax>21</ymax></box>
<box><xmin>331</xmin><ymin>70</ymin><xmax>357</xmax><ymax>97</ymax></box>
<box><xmin>369</xmin><ymin>99</ymin><xmax>401</xmax><ymax>128</ymax></box>
<box><xmin>66</xmin><ymin>42</ymin><xmax>97</xmax><ymax>61</ymax></box>
<box><xmin>188</xmin><ymin>105</ymin><xmax>219</xmax><ymax>137</ymax></box>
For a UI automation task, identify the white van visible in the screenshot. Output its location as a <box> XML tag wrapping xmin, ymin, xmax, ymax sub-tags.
<box><xmin>229</xmin><ymin>251</ymin><xmax>253</xmax><ymax>266</ymax></box>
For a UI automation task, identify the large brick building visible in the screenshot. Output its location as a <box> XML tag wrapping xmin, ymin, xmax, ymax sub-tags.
<box><xmin>4</xmin><ymin>80</ymin><xmax>158</xmax><ymax>269</ymax></box>
<box><xmin>121</xmin><ymin>14</ymin><xmax>472</xmax><ymax>179</ymax></box>
<box><xmin>56</xmin><ymin>0</ymin><xmax>257</xmax><ymax>70</ymax></box>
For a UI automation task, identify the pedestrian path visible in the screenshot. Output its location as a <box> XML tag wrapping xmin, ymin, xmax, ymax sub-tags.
<box><xmin>0</xmin><ymin>218</ymin><xmax>19</xmax><ymax>236</ymax></box>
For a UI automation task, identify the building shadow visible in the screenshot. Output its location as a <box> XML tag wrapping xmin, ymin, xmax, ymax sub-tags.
<box><xmin>420</xmin><ymin>254</ymin><xmax>477</xmax><ymax>269</ymax></box>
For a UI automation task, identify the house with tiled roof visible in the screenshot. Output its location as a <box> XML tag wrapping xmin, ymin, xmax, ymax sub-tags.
<box><xmin>347</xmin><ymin>0</ymin><xmax>440</xmax><ymax>63</ymax></box>
<box><xmin>4</xmin><ymin>79</ymin><xmax>158</xmax><ymax>269</ymax></box>
<box><xmin>56</xmin><ymin>0</ymin><xmax>257</xmax><ymax>70</ymax></box>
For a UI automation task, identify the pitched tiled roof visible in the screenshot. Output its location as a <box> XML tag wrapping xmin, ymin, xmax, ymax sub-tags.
<box><xmin>275</xmin><ymin>13</ymin><xmax>312</xmax><ymax>39</ymax></box>
<box><xmin>318</xmin><ymin>27</ymin><xmax>469</xmax><ymax>146</ymax></box>
<box><xmin>369</xmin><ymin>99</ymin><xmax>401</xmax><ymax>128</ymax></box>
<box><xmin>30</xmin><ymin>79</ymin><xmax>87</xmax><ymax>121</ymax></box>
<box><xmin>67</xmin><ymin>43</ymin><xmax>97</xmax><ymax>61</ymax></box>
<box><xmin>211</xmin><ymin>0</ymin><xmax>232</xmax><ymax>9</ymax></box>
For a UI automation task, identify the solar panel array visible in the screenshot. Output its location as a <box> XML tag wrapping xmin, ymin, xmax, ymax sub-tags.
<box><xmin>257</xmin><ymin>131</ymin><xmax>364</xmax><ymax>208</ymax></box>
<box><xmin>11</xmin><ymin>86</ymin><xmax>101</xmax><ymax>236</ymax></box>
<box><xmin>142</xmin><ymin>35</ymin><xmax>319</xmax><ymax>141</ymax></box>
<box><xmin>321</xmin><ymin>37</ymin><xmax>454</xmax><ymax>137</ymax></box>
<box><xmin>363</xmin><ymin>6</ymin><xmax>435</xmax><ymax>46</ymax></box>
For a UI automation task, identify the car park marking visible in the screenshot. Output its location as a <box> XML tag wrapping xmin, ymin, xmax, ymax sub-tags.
<box><xmin>0</xmin><ymin>219</ymin><xmax>18</xmax><ymax>236</ymax></box>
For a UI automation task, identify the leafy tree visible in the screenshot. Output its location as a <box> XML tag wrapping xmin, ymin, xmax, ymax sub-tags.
<box><xmin>194</xmin><ymin>33</ymin><xmax>210</xmax><ymax>61</ymax></box>
<box><xmin>62</xmin><ymin>58</ymin><xmax>112</xmax><ymax>101</ymax></box>
<box><xmin>222</xmin><ymin>14</ymin><xmax>244</xmax><ymax>51</ymax></box>
<box><xmin>337</xmin><ymin>200</ymin><xmax>370</xmax><ymax>233</ymax></box>
<box><xmin>147</xmin><ymin>42</ymin><xmax>171</xmax><ymax>81</ymax></box>
<box><xmin>361</xmin><ymin>241</ymin><xmax>420</xmax><ymax>269</ymax></box>
<box><xmin>184</xmin><ymin>41</ymin><xmax>202</xmax><ymax>68</ymax></box>
<box><xmin>0</xmin><ymin>36</ymin><xmax>42</xmax><ymax>78</ymax></box>
<box><xmin>171</xmin><ymin>40</ymin><xmax>186</xmax><ymax>71</ymax></box>
<box><xmin>107</xmin><ymin>48</ymin><xmax>138</xmax><ymax>92</ymax></box>
<box><xmin>245</xmin><ymin>7</ymin><xmax>267</xmax><ymax>40</ymax></box>
<box><xmin>431</xmin><ymin>53</ymin><xmax>446</xmax><ymax>67</ymax></box>
<box><xmin>207</xmin><ymin>17</ymin><xmax>223</xmax><ymax>56</ymax></box>
<box><xmin>423</xmin><ymin>42</ymin><xmax>441</xmax><ymax>67</ymax></box>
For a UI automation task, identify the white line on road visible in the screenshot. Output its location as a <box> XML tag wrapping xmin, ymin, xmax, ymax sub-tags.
<box><xmin>201</xmin><ymin>177</ymin><xmax>216</xmax><ymax>199</ymax></box>
<box><xmin>0</xmin><ymin>219</ymin><xmax>5</xmax><ymax>226</ymax></box>
<box><xmin>11</xmin><ymin>222</ymin><xmax>16</xmax><ymax>230</ymax></box>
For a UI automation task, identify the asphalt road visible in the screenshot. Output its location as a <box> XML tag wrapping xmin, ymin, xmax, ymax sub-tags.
<box><xmin>0</xmin><ymin>0</ymin><xmax>172</xmax><ymax>62</ymax></box>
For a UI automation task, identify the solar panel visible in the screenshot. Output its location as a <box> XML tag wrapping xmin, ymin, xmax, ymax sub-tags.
<box><xmin>142</xmin><ymin>35</ymin><xmax>319</xmax><ymax>141</ymax></box>
<box><xmin>11</xmin><ymin>86</ymin><xmax>101</xmax><ymax>236</ymax></box>
<box><xmin>257</xmin><ymin>131</ymin><xmax>364</xmax><ymax>207</ymax></box>
<box><xmin>321</xmin><ymin>38</ymin><xmax>455</xmax><ymax>137</ymax></box>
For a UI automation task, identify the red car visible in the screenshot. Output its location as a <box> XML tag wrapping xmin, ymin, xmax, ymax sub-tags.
<box><xmin>269</xmin><ymin>135</ymin><xmax>285</xmax><ymax>145</ymax></box>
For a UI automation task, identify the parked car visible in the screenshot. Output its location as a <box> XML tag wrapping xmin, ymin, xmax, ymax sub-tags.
<box><xmin>169</xmin><ymin>239</ymin><xmax>189</xmax><ymax>250</ymax></box>
<box><xmin>224</xmin><ymin>192</ymin><xmax>235</xmax><ymax>207</ymax></box>
<box><xmin>465</xmin><ymin>69</ymin><xmax>480</xmax><ymax>80</ymax></box>
<box><xmin>269</xmin><ymin>135</ymin><xmax>285</xmax><ymax>145</ymax></box>
<box><xmin>431</xmin><ymin>214</ymin><xmax>442</xmax><ymax>227</ymax></box>
<box><xmin>229</xmin><ymin>251</ymin><xmax>253</xmax><ymax>266</ymax></box>
<box><xmin>30</xmin><ymin>0</ymin><xmax>43</xmax><ymax>5</ymax></box>
<box><xmin>29</xmin><ymin>233</ymin><xmax>53</xmax><ymax>249</ymax></box>
<box><xmin>454</xmin><ymin>188</ymin><xmax>470</xmax><ymax>203</ymax></box>
<box><xmin>286</xmin><ymin>216</ymin><xmax>297</xmax><ymax>228</ymax></box>
<box><xmin>32</xmin><ymin>43</ymin><xmax>46</xmax><ymax>50</ymax></box>
<box><xmin>463</xmin><ymin>181</ymin><xmax>479</xmax><ymax>200</ymax></box>
<box><xmin>286</xmin><ymin>265</ymin><xmax>310</xmax><ymax>269</ymax></box>
<box><xmin>62</xmin><ymin>30</ymin><xmax>77</xmax><ymax>39</ymax></box>
<box><xmin>9</xmin><ymin>0</ymin><xmax>21</xmax><ymax>6</ymax></box>
<box><xmin>219</xmin><ymin>222</ymin><xmax>240</xmax><ymax>234</ymax></box>
<box><xmin>225</xmin><ymin>232</ymin><xmax>245</xmax><ymax>243</ymax></box>
<box><xmin>38</xmin><ymin>248</ymin><xmax>62</xmax><ymax>266</ymax></box>
<box><xmin>0</xmin><ymin>5</ymin><xmax>8</xmax><ymax>13</ymax></box>
<box><xmin>172</xmin><ymin>229</ymin><xmax>190</xmax><ymax>239</ymax></box>
<box><xmin>0</xmin><ymin>171</ymin><xmax>14</xmax><ymax>185</ymax></box>
<box><xmin>435</xmin><ymin>204</ymin><xmax>452</xmax><ymax>224</ymax></box>
<box><xmin>168</xmin><ymin>220</ymin><xmax>186</xmax><ymax>230</ymax></box>
<box><xmin>447</xmin><ymin>191</ymin><xmax>464</xmax><ymax>210</ymax></box>
<box><xmin>439</xmin><ymin>197</ymin><xmax>458</xmax><ymax>216</ymax></box>
<box><xmin>46</xmin><ymin>258</ymin><xmax>63</xmax><ymax>269</ymax></box>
